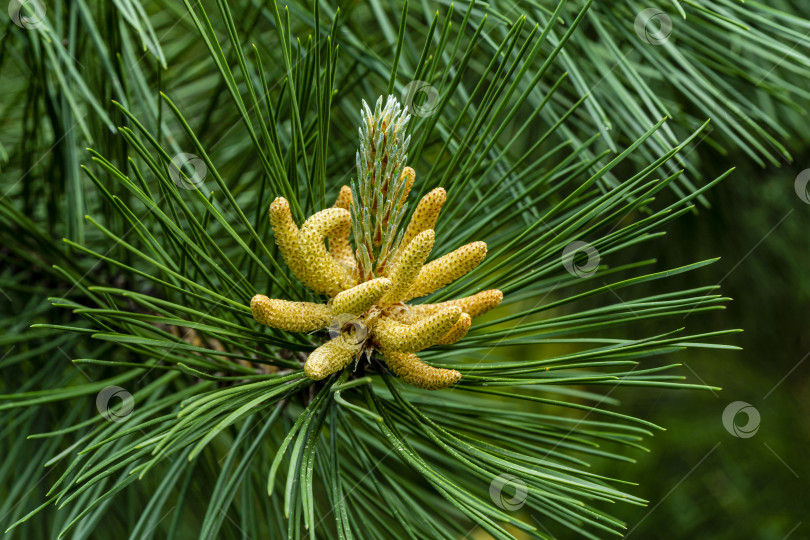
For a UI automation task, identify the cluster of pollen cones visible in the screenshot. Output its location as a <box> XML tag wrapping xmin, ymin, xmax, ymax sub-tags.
<box><xmin>251</xmin><ymin>170</ymin><xmax>502</xmax><ymax>390</ymax></box>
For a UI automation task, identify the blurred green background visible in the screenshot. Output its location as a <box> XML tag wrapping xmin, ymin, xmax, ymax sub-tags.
<box><xmin>597</xmin><ymin>152</ymin><xmax>810</xmax><ymax>538</ymax></box>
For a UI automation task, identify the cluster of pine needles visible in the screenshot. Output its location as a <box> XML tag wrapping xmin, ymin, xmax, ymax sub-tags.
<box><xmin>3</xmin><ymin>0</ymin><xmax>809</xmax><ymax>538</ymax></box>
